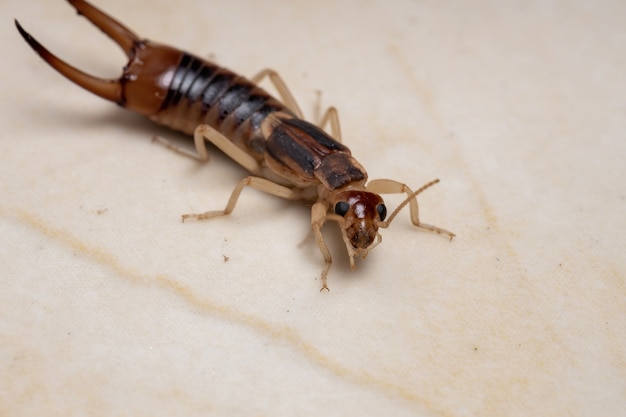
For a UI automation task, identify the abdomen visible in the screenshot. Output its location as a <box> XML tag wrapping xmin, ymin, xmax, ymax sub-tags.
<box><xmin>151</xmin><ymin>53</ymin><xmax>292</xmax><ymax>156</ymax></box>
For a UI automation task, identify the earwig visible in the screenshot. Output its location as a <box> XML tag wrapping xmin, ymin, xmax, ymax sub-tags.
<box><xmin>15</xmin><ymin>0</ymin><xmax>455</xmax><ymax>290</ymax></box>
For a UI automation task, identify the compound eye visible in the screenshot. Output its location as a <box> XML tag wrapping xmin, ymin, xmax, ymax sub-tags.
<box><xmin>334</xmin><ymin>201</ymin><xmax>350</xmax><ymax>216</ymax></box>
<box><xmin>376</xmin><ymin>204</ymin><xmax>387</xmax><ymax>221</ymax></box>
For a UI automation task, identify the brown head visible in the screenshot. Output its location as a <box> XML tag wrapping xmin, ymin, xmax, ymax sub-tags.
<box><xmin>331</xmin><ymin>190</ymin><xmax>387</xmax><ymax>258</ymax></box>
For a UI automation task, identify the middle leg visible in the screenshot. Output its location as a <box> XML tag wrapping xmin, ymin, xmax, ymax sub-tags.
<box><xmin>183</xmin><ymin>176</ymin><xmax>302</xmax><ymax>222</ymax></box>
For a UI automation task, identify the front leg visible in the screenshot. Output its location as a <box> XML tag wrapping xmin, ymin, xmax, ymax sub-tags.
<box><xmin>311</xmin><ymin>202</ymin><xmax>334</xmax><ymax>291</ymax></box>
<box><xmin>310</xmin><ymin>204</ymin><xmax>360</xmax><ymax>291</ymax></box>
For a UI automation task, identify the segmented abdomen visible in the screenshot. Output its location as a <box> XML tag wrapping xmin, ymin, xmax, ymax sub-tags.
<box><xmin>152</xmin><ymin>53</ymin><xmax>291</xmax><ymax>151</ymax></box>
<box><xmin>150</xmin><ymin>53</ymin><xmax>368</xmax><ymax>192</ymax></box>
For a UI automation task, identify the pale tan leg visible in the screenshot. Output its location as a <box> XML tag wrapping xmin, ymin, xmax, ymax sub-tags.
<box><xmin>313</xmin><ymin>90</ymin><xmax>342</xmax><ymax>141</ymax></box>
<box><xmin>366</xmin><ymin>178</ymin><xmax>455</xmax><ymax>239</ymax></box>
<box><xmin>318</xmin><ymin>106</ymin><xmax>342</xmax><ymax>142</ymax></box>
<box><xmin>152</xmin><ymin>124</ymin><xmax>261</xmax><ymax>174</ymax></box>
<box><xmin>250</xmin><ymin>70</ymin><xmax>343</xmax><ymax>142</ymax></box>
<box><xmin>311</xmin><ymin>202</ymin><xmax>333</xmax><ymax>291</ymax></box>
<box><xmin>310</xmin><ymin>208</ymin><xmax>360</xmax><ymax>291</ymax></box>
<box><xmin>250</xmin><ymin>68</ymin><xmax>303</xmax><ymax>118</ymax></box>
<box><xmin>152</xmin><ymin>135</ymin><xmax>200</xmax><ymax>160</ymax></box>
<box><xmin>183</xmin><ymin>176</ymin><xmax>301</xmax><ymax>222</ymax></box>
<box><xmin>192</xmin><ymin>125</ymin><xmax>260</xmax><ymax>173</ymax></box>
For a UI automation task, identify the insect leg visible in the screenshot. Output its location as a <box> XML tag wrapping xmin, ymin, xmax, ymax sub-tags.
<box><xmin>152</xmin><ymin>135</ymin><xmax>202</xmax><ymax>160</ymax></box>
<box><xmin>313</xmin><ymin>90</ymin><xmax>342</xmax><ymax>141</ymax></box>
<box><xmin>311</xmin><ymin>202</ymin><xmax>333</xmax><ymax>291</ymax></box>
<box><xmin>317</xmin><ymin>106</ymin><xmax>342</xmax><ymax>142</ymax></box>
<box><xmin>154</xmin><ymin>124</ymin><xmax>261</xmax><ymax>174</ymax></box>
<box><xmin>250</xmin><ymin>69</ymin><xmax>303</xmax><ymax>118</ymax></box>
<box><xmin>366</xmin><ymin>178</ymin><xmax>455</xmax><ymax>239</ymax></box>
<box><xmin>183</xmin><ymin>176</ymin><xmax>301</xmax><ymax>222</ymax></box>
<box><xmin>193</xmin><ymin>125</ymin><xmax>261</xmax><ymax>173</ymax></box>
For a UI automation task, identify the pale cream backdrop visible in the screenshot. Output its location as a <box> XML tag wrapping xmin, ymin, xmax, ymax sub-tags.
<box><xmin>1</xmin><ymin>0</ymin><xmax>624</xmax><ymax>416</ymax></box>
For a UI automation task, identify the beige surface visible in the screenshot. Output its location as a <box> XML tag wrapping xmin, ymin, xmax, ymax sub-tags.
<box><xmin>1</xmin><ymin>0</ymin><xmax>625</xmax><ymax>416</ymax></box>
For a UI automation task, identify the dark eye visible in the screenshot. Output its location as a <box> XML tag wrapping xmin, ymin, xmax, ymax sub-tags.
<box><xmin>376</xmin><ymin>204</ymin><xmax>387</xmax><ymax>221</ymax></box>
<box><xmin>334</xmin><ymin>201</ymin><xmax>350</xmax><ymax>216</ymax></box>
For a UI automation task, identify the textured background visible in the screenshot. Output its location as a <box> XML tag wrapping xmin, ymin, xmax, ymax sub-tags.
<box><xmin>1</xmin><ymin>0</ymin><xmax>625</xmax><ymax>416</ymax></box>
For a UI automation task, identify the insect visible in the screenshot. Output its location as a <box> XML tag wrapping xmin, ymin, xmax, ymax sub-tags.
<box><xmin>15</xmin><ymin>0</ymin><xmax>454</xmax><ymax>290</ymax></box>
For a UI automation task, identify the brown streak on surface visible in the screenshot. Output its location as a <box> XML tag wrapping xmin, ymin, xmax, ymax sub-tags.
<box><xmin>13</xmin><ymin>208</ymin><xmax>449</xmax><ymax>415</ymax></box>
